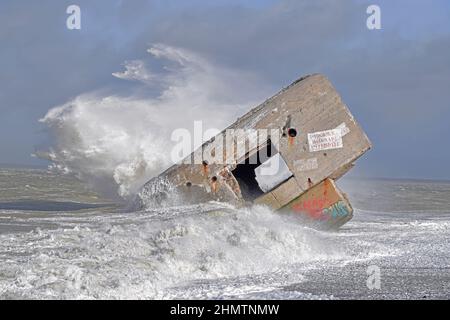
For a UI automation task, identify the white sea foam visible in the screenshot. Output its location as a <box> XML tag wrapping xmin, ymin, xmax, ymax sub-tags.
<box><xmin>0</xmin><ymin>204</ymin><xmax>358</xmax><ymax>299</ymax></box>
<box><xmin>2</xmin><ymin>169</ymin><xmax>449</xmax><ymax>299</ymax></box>
<box><xmin>38</xmin><ymin>44</ymin><xmax>270</xmax><ymax>198</ymax></box>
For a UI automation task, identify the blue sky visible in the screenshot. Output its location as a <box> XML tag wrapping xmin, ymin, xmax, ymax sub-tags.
<box><xmin>1</xmin><ymin>0</ymin><xmax>449</xmax><ymax>180</ymax></box>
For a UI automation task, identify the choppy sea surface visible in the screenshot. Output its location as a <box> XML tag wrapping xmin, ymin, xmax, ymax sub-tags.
<box><xmin>0</xmin><ymin>168</ymin><xmax>448</xmax><ymax>300</ymax></box>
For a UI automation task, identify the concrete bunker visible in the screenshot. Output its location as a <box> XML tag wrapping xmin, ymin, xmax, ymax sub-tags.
<box><xmin>136</xmin><ymin>74</ymin><xmax>372</xmax><ymax>229</ymax></box>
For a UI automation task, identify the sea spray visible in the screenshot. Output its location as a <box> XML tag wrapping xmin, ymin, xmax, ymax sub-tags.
<box><xmin>3</xmin><ymin>169</ymin><xmax>446</xmax><ymax>299</ymax></box>
<box><xmin>0</xmin><ymin>203</ymin><xmax>351</xmax><ymax>299</ymax></box>
<box><xmin>38</xmin><ymin>44</ymin><xmax>270</xmax><ymax>198</ymax></box>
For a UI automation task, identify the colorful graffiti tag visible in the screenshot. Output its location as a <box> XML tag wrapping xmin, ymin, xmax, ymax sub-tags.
<box><xmin>323</xmin><ymin>201</ymin><xmax>350</xmax><ymax>219</ymax></box>
<box><xmin>292</xmin><ymin>200</ymin><xmax>349</xmax><ymax>221</ymax></box>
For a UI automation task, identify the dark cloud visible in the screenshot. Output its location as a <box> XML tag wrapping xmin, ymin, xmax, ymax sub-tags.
<box><xmin>0</xmin><ymin>0</ymin><xmax>449</xmax><ymax>179</ymax></box>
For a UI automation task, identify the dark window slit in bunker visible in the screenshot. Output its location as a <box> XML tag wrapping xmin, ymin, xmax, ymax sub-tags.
<box><xmin>232</xmin><ymin>139</ymin><xmax>277</xmax><ymax>201</ymax></box>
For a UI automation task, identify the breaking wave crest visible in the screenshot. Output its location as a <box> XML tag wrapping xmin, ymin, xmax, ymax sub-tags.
<box><xmin>38</xmin><ymin>44</ymin><xmax>269</xmax><ymax>198</ymax></box>
<box><xmin>0</xmin><ymin>204</ymin><xmax>354</xmax><ymax>299</ymax></box>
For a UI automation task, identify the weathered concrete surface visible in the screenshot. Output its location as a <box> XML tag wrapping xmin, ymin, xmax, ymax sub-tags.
<box><xmin>136</xmin><ymin>74</ymin><xmax>371</xmax><ymax>228</ymax></box>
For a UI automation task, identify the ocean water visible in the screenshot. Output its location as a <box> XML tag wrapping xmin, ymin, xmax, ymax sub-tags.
<box><xmin>0</xmin><ymin>168</ymin><xmax>449</xmax><ymax>299</ymax></box>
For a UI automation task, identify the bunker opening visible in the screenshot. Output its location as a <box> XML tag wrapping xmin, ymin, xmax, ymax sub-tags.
<box><xmin>232</xmin><ymin>139</ymin><xmax>293</xmax><ymax>201</ymax></box>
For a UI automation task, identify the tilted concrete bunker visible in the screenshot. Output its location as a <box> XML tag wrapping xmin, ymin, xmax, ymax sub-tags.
<box><xmin>136</xmin><ymin>74</ymin><xmax>371</xmax><ymax>229</ymax></box>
